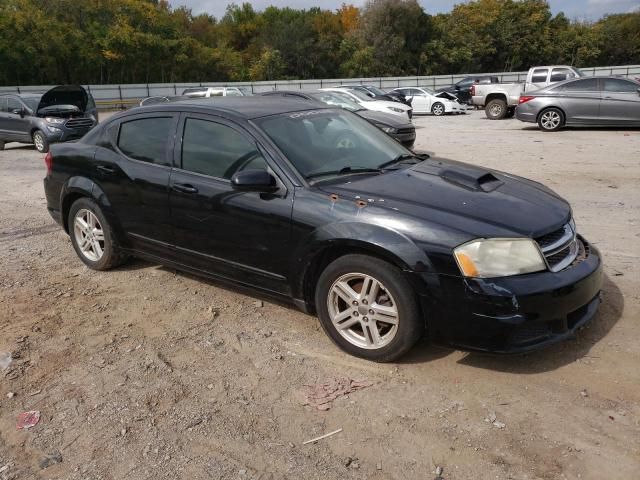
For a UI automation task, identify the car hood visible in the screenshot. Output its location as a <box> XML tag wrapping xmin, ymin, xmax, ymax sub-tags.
<box><xmin>317</xmin><ymin>158</ymin><xmax>571</xmax><ymax>240</ymax></box>
<box><xmin>37</xmin><ymin>85</ymin><xmax>89</xmax><ymax>114</ymax></box>
<box><xmin>356</xmin><ymin>110</ymin><xmax>413</xmax><ymax>128</ymax></box>
<box><xmin>435</xmin><ymin>91</ymin><xmax>459</xmax><ymax>101</ymax></box>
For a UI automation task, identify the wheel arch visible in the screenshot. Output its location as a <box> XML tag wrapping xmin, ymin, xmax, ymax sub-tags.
<box><xmin>60</xmin><ymin>177</ymin><xmax>118</xmax><ymax>235</ymax></box>
<box><xmin>485</xmin><ymin>93</ymin><xmax>507</xmax><ymax>104</ymax></box>
<box><xmin>292</xmin><ymin>225</ymin><xmax>435</xmax><ymax>313</ymax></box>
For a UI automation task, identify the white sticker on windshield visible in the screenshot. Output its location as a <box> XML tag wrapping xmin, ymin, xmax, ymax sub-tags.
<box><xmin>289</xmin><ymin>110</ymin><xmax>326</xmax><ymax>119</ymax></box>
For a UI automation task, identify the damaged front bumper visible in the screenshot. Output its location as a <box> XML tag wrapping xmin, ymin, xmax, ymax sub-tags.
<box><xmin>417</xmin><ymin>240</ymin><xmax>603</xmax><ymax>353</ymax></box>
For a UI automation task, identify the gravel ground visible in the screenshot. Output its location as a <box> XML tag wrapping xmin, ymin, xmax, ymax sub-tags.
<box><xmin>0</xmin><ymin>110</ymin><xmax>639</xmax><ymax>480</ymax></box>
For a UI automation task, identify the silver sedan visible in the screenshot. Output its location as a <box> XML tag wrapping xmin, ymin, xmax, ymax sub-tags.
<box><xmin>516</xmin><ymin>76</ymin><xmax>640</xmax><ymax>131</ymax></box>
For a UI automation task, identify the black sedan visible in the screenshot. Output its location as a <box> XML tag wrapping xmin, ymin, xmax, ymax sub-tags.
<box><xmin>436</xmin><ymin>75</ymin><xmax>500</xmax><ymax>105</ymax></box>
<box><xmin>43</xmin><ymin>98</ymin><xmax>603</xmax><ymax>361</ymax></box>
<box><xmin>260</xmin><ymin>89</ymin><xmax>416</xmax><ymax>148</ymax></box>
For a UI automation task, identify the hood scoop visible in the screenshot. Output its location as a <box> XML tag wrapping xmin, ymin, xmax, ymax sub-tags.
<box><xmin>440</xmin><ymin>169</ymin><xmax>503</xmax><ymax>192</ymax></box>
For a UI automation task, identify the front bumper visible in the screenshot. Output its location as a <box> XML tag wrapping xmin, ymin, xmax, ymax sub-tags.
<box><xmin>43</xmin><ymin>121</ymin><xmax>96</xmax><ymax>142</ymax></box>
<box><xmin>417</xmin><ymin>239</ymin><xmax>603</xmax><ymax>353</ymax></box>
<box><xmin>391</xmin><ymin>129</ymin><xmax>416</xmax><ymax>148</ymax></box>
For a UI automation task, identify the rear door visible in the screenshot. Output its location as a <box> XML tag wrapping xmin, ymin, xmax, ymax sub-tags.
<box><xmin>92</xmin><ymin>113</ymin><xmax>178</xmax><ymax>256</ymax></box>
<box><xmin>598</xmin><ymin>78</ymin><xmax>640</xmax><ymax>125</ymax></box>
<box><xmin>168</xmin><ymin>113</ymin><xmax>294</xmax><ymax>293</ymax></box>
<box><xmin>556</xmin><ymin>78</ymin><xmax>601</xmax><ymax>124</ymax></box>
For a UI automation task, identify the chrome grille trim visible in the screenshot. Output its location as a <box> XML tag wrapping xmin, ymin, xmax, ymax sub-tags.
<box><xmin>536</xmin><ymin>222</ymin><xmax>579</xmax><ymax>273</ymax></box>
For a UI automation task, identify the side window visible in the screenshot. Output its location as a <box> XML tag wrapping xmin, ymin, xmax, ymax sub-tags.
<box><xmin>561</xmin><ymin>78</ymin><xmax>599</xmax><ymax>92</ymax></box>
<box><xmin>0</xmin><ymin>97</ymin><xmax>7</xmax><ymax>112</ymax></box>
<box><xmin>181</xmin><ymin>118</ymin><xmax>266</xmax><ymax>179</ymax></box>
<box><xmin>117</xmin><ymin>117</ymin><xmax>174</xmax><ymax>166</ymax></box>
<box><xmin>7</xmin><ymin>98</ymin><xmax>23</xmax><ymax>114</ymax></box>
<box><xmin>550</xmin><ymin>68</ymin><xmax>573</xmax><ymax>82</ymax></box>
<box><xmin>225</xmin><ymin>88</ymin><xmax>243</xmax><ymax>97</ymax></box>
<box><xmin>603</xmin><ymin>79</ymin><xmax>638</xmax><ymax>93</ymax></box>
<box><xmin>456</xmin><ymin>78</ymin><xmax>474</xmax><ymax>87</ymax></box>
<box><xmin>531</xmin><ymin>69</ymin><xmax>549</xmax><ymax>83</ymax></box>
<box><xmin>209</xmin><ymin>89</ymin><xmax>224</xmax><ymax>97</ymax></box>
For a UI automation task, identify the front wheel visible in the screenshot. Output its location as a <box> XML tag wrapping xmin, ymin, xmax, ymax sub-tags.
<box><xmin>315</xmin><ymin>254</ymin><xmax>423</xmax><ymax>362</ymax></box>
<box><xmin>68</xmin><ymin>197</ymin><xmax>126</xmax><ymax>270</ymax></box>
<box><xmin>33</xmin><ymin>130</ymin><xmax>49</xmax><ymax>153</ymax></box>
<box><xmin>431</xmin><ymin>102</ymin><xmax>445</xmax><ymax>116</ymax></box>
<box><xmin>537</xmin><ymin>108</ymin><xmax>564</xmax><ymax>132</ymax></box>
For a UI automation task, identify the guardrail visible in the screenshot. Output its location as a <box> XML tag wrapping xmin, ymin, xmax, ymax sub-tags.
<box><xmin>2</xmin><ymin>64</ymin><xmax>639</xmax><ymax>110</ymax></box>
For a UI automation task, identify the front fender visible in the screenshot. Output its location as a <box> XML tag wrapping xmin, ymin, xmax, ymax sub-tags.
<box><xmin>291</xmin><ymin>221</ymin><xmax>435</xmax><ymax>301</ymax></box>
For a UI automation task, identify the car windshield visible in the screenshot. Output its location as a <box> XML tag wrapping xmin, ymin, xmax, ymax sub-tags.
<box><xmin>365</xmin><ymin>86</ymin><xmax>386</xmax><ymax>96</ymax></box>
<box><xmin>22</xmin><ymin>96</ymin><xmax>41</xmax><ymax>111</ymax></box>
<box><xmin>256</xmin><ymin>109</ymin><xmax>412</xmax><ymax>181</ymax></box>
<box><xmin>343</xmin><ymin>89</ymin><xmax>372</xmax><ymax>102</ymax></box>
<box><xmin>574</xmin><ymin>68</ymin><xmax>586</xmax><ymax>78</ymax></box>
<box><xmin>310</xmin><ymin>92</ymin><xmax>361</xmax><ymax>112</ymax></box>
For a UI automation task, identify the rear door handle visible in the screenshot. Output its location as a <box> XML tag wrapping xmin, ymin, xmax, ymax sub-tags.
<box><xmin>172</xmin><ymin>183</ymin><xmax>198</xmax><ymax>194</ymax></box>
<box><xmin>96</xmin><ymin>165</ymin><xmax>116</xmax><ymax>175</ymax></box>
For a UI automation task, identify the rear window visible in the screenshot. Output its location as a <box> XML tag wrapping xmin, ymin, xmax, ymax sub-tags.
<box><xmin>117</xmin><ymin>117</ymin><xmax>174</xmax><ymax>166</ymax></box>
<box><xmin>531</xmin><ymin>69</ymin><xmax>549</xmax><ymax>83</ymax></box>
<box><xmin>550</xmin><ymin>68</ymin><xmax>575</xmax><ymax>82</ymax></box>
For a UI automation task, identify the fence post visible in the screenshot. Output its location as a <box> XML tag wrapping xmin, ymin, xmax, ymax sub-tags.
<box><xmin>174</xmin><ymin>84</ymin><xmax>177</xmax><ymax>95</ymax></box>
<box><xmin>146</xmin><ymin>84</ymin><xmax>150</xmax><ymax>97</ymax></box>
<box><xmin>118</xmin><ymin>85</ymin><xmax>123</xmax><ymax>109</ymax></box>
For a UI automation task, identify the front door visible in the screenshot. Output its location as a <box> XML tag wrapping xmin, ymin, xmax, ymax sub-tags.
<box><xmin>168</xmin><ymin>114</ymin><xmax>294</xmax><ymax>294</ymax></box>
<box><xmin>0</xmin><ymin>96</ymin><xmax>32</xmax><ymax>142</ymax></box>
<box><xmin>599</xmin><ymin>78</ymin><xmax>640</xmax><ymax>125</ymax></box>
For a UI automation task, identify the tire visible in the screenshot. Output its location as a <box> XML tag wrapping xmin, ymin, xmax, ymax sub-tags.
<box><xmin>68</xmin><ymin>197</ymin><xmax>126</xmax><ymax>270</ymax></box>
<box><xmin>32</xmin><ymin>130</ymin><xmax>49</xmax><ymax>153</ymax></box>
<box><xmin>485</xmin><ymin>99</ymin><xmax>507</xmax><ymax>120</ymax></box>
<box><xmin>506</xmin><ymin>107</ymin><xmax>515</xmax><ymax>118</ymax></box>
<box><xmin>537</xmin><ymin>107</ymin><xmax>564</xmax><ymax>132</ymax></box>
<box><xmin>0</xmin><ymin>140</ymin><xmax>5</xmax><ymax>150</ymax></box>
<box><xmin>314</xmin><ymin>254</ymin><xmax>423</xmax><ymax>362</ymax></box>
<box><xmin>431</xmin><ymin>102</ymin><xmax>445</xmax><ymax>116</ymax></box>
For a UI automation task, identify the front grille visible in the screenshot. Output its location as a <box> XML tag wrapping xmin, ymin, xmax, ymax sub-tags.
<box><xmin>397</xmin><ymin>128</ymin><xmax>415</xmax><ymax>135</ymax></box>
<box><xmin>507</xmin><ymin>323</ymin><xmax>552</xmax><ymax>345</ymax></box>
<box><xmin>535</xmin><ymin>222</ymin><xmax>580</xmax><ymax>272</ymax></box>
<box><xmin>65</xmin><ymin>117</ymin><xmax>94</xmax><ymax>129</ymax></box>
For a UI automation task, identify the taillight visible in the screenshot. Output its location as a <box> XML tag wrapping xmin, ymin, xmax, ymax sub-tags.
<box><xmin>44</xmin><ymin>151</ymin><xmax>53</xmax><ymax>175</ymax></box>
<box><xmin>470</xmin><ymin>85</ymin><xmax>475</xmax><ymax>96</ymax></box>
<box><xmin>519</xmin><ymin>95</ymin><xmax>535</xmax><ymax>104</ymax></box>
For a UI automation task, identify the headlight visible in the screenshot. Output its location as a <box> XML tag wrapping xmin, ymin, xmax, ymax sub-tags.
<box><xmin>454</xmin><ymin>238</ymin><xmax>546</xmax><ymax>278</ymax></box>
<box><xmin>379</xmin><ymin>126</ymin><xmax>397</xmax><ymax>134</ymax></box>
<box><xmin>388</xmin><ymin>107</ymin><xmax>404</xmax><ymax>113</ymax></box>
<box><xmin>45</xmin><ymin>117</ymin><xmax>65</xmax><ymax>124</ymax></box>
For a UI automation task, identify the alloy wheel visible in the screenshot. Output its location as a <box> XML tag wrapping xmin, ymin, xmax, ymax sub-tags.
<box><xmin>432</xmin><ymin>104</ymin><xmax>444</xmax><ymax>116</ymax></box>
<box><xmin>489</xmin><ymin>103</ymin><xmax>503</xmax><ymax>117</ymax></box>
<box><xmin>327</xmin><ymin>272</ymin><xmax>399</xmax><ymax>349</ymax></box>
<box><xmin>540</xmin><ymin>110</ymin><xmax>562</xmax><ymax>130</ymax></box>
<box><xmin>33</xmin><ymin>132</ymin><xmax>45</xmax><ymax>152</ymax></box>
<box><xmin>73</xmin><ymin>209</ymin><xmax>105</xmax><ymax>262</ymax></box>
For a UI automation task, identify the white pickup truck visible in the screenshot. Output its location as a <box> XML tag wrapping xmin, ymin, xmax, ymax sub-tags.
<box><xmin>471</xmin><ymin>66</ymin><xmax>584</xmax><ymax>119</ymax></box>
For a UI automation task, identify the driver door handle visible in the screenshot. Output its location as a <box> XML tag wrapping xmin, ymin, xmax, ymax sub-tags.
<box><xmin>172</xmin><ymin>183</ymin><xmax>198</xmax><ymax>194</ymax></box>
<box><xmin>96</xmin><ymin>165</ymin><xmax>116</xmax><ymax>175</ymax></box>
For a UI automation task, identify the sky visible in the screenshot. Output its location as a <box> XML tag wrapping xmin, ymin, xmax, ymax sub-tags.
<box><xmin>176</xmin><ymin>0</ymin><xmax>640</xmax><ymax>21</ymax></box>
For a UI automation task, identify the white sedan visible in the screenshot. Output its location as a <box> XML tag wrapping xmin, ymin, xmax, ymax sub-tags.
<box><xmin>321</xmin><ymin>87</ymin><xmax>413</xmax><ymax>120</ymax></box>
<box><xmin>390</xmin><ymin>87</ymin><xmax>465</xmax><ymax>116</ymax></box>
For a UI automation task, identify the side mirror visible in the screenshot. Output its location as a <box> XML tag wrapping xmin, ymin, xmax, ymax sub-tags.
<box><xmin>231</xmin><ymin>169</ymin><xmax>278</xmax><ymax>193</ymax></box>
<box><xmin>10</xmin><ymin>108</ymin><xmax>25</xmax><ymax>117</ymax></box>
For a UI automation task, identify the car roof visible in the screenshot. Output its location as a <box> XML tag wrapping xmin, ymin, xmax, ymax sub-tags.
<box><xmin>139</xmin><ymin>96</ymin><xmax>328</xmax><ymax>120</ymax></box>
<box><xmin>0</xmin><ymin>93</ymin><xmax>42</xmax><ymax>98</ymax></box>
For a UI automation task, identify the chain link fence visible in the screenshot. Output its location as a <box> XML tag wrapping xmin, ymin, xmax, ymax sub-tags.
<box><xmin>2</xmin><ymin>64</ymin><xmax>638</xmax><ymax>110</ymax></box>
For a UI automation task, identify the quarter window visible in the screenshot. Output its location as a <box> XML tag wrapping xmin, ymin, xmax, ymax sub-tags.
<box><xmin>181</xmin><ymin>118</ymin><xmax>266</xmax><ymax>179</ymax></box>
<box><xmin>561</xmin><ymin>78</ymin><xmax>599</xmax><ymax>92</ymax></box>
<box><xmin>117</xmin><ymin>117</ymin><xmax>174</xmax><ymax>166</ymax></box>
<box><xmin>531</xmin><ymin>69</ymin><xmax>549</xmax><ymax>83</ymax></box>
<box><xmin>603</xmin><ymin>78</ymin><xmax>638</xmax><ymax>93</ymax></box>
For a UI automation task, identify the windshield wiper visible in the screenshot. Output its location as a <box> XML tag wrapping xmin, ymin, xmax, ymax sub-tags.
<box><xmin>378</xmin><ymin>153</ymin><xmax>424</xmax><ymax>170</ymax></box>
<box><xmin>306</xmin><ymin>166</ymin><xmax>382</xmax><ymax>181</ymax></box>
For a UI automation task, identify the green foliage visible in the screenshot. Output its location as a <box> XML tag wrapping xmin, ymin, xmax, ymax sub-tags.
<box><xmin>0</xmin><ymin>0</ymin><xmax>637</xmax><ymax>85</ymax></box>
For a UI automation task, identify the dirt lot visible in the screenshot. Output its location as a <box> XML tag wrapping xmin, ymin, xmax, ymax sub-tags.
<box><xmin>1</xmin><ymin>111</ymin><xmax>639</xmax><ymax>480</ymax></box>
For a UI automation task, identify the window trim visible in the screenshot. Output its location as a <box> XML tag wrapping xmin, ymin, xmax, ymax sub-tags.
<box><xmin>113</xmin><ymin>113</ymin><xmax>179</xmax><ymax>169</ymax></box>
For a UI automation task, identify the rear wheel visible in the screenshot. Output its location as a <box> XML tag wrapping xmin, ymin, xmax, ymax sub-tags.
<box><xmin>431</xmin><ymin>103</ymin><xmax>445</xmax><ymax>116</ymax></box>
<box><xmin>68</xmin><ymin>197</ymin><xmax>126</xmax><ymax>270</ymax></box>
<box><xmin>537</xmin><ymin>108</ymin><xmax>564</xmax><ymax>132</ymax></box>
<box><xmin>315</xmin><ymin>254</ymin><xmax>423</xmax><ymax>362</ymax></box>
<box><xmin>33</xmin><ymin>130</ymin><xmax>49</xmax><ymax>153</ymax></box>
<box><xmin>0</xmin><ymin>140</ymin><xmax>4</xmax><ymax>150</ymax></box>
<box><xmin>485</xmin><ymin>99</ymin><xmax>507</xmax><ymax>120</ymax></box>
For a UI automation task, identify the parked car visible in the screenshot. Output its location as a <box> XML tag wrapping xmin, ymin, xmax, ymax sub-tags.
<box><xmin>516</xmin><ymin>76</ymin><xmax>640</xmax><ymax>131</ymax></box>
<box><xmin>436</xmin><ymin>76</ymin><xmax>500</xmax><ymax>105</ymax></box>
<box><xmin>390</xmin><ymin>87</ymin><xmax>466</xmax><ymax>115</ymax></box>
<box><xmin>43</xmin><ymin>97</ymin><xmax>603</xmax><ymax>361</ymax></box>
<box><xmin>321</xmin><ymin>87</ymin><xmax>412</xmax><ymax>119</ymax></box>
<box><xmin>338</xmin><ymin>85</ymin><xmax>411</xmax><ymax>105</ymax></box>
<box><xmin>471</xmin><ymin>66</ymin><xmax>584</xmax><ymax>119</ymax></box>
<box><xmin>0</xmin><ymin>86</ymin><xmax>98</xmax><ymax>153</ymax></box>
<box><xmin>260</xmin><ymin>90</ymin><xmax>415</xmax><ymax>147</ymax></box>
<box><xmin>182</xmin><ymin>86</ymin><xmax>253</xmax><ymax>97</ymax></box>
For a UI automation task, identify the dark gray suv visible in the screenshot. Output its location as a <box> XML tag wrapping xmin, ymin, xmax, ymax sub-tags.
<box><xmin>0</xmin><ymin>85</ymin><xmax>98</xmax><ymax>153</ymax></box>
